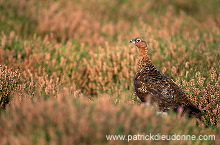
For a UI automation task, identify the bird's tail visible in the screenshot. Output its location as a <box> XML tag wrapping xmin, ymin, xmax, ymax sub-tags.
<box><xmin>185</xmin><ymin>103</ymin><xmax>202</xmax><ymax>118</ymax></box>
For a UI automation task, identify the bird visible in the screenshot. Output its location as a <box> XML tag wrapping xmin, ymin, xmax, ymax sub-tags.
<box><xmin>130</xmin><ymin>37</ymin><xmax>202</xmax><ymax>117</ymax></box>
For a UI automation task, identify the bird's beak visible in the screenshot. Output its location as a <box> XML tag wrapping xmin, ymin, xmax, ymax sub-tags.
<box><xmin>130</xmin><ymin>39</ymin><xmax>135</xmax><ymax>44</ymax></box>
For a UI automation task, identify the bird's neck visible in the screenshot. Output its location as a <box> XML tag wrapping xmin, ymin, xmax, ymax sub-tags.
<box><xmin>139</xmin><ymin>47</ymin><xmax>148</xmax><ymax>57</ymax></box>
<box><xmin>137</xmin><ymin>47</ymin><xmax>156</xmax><ymax>72</ymax></box>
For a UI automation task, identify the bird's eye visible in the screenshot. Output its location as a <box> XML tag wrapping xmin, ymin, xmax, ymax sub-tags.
<box><xmin>136</xmin><ymin>39</ymin><xmax>141</xmax><ymax>42</ymax></box>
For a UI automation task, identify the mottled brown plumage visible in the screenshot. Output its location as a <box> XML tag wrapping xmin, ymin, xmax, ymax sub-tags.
<box><xmin>130</xmin><ymin>37</ymin><xmax>202</xmax><ymax>117</ymax></box>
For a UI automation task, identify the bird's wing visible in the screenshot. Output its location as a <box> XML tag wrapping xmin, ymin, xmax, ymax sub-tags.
<box><xmin>134</xmin><ymin>72</ymin><xmax>202</xmax><ymax>115</ymax></box>
<box><xmin>134</xmin><ymin>71</ymin><xmax>190</xmax><ymax>106</ymax></box>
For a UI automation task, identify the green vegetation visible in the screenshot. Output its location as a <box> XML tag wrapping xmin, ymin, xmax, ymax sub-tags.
<box><xmin>0</xmin><ymin>0</ymin><xmax>219</xmax><ymax>144</ymax></box>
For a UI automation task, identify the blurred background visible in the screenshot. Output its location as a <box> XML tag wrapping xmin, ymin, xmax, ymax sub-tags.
<box><xmin>1</xmin><ymin>0</ymin><xmax>219</xmax><ymax>44</ymax></box>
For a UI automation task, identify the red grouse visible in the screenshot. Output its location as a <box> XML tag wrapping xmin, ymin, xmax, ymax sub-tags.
<box><xmin>130</xmin><ymin>37</ymin><xmax>202</xmax><ymax>117</ymax></box>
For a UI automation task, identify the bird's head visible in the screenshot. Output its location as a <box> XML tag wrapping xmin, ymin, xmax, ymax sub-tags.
<box><xmin>130</xmin><ymin>37</ymin><xmax>147</xmax><ymax>48</ymax></box>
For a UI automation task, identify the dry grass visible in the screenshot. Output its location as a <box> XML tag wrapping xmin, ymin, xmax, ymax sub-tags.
<box><xmin>0</xmin><ymin>0</ymin><xmax>219</xmax><ymax>144</ymax></box>
<box><xmin>0</xmin><ymin>94</ymin><xmax>217</xmax><ymax>145</ymax></box>
<box><xmin>0</xmin><ymin>65</ymin><xmax>21</xmax><ymax>108</ymax></box>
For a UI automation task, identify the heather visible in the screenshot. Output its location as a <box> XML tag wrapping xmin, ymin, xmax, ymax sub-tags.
<box><xmin>0</xmin><ymin>0</ymin><xmax>219</xmax><ymax>144</ymax></box>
